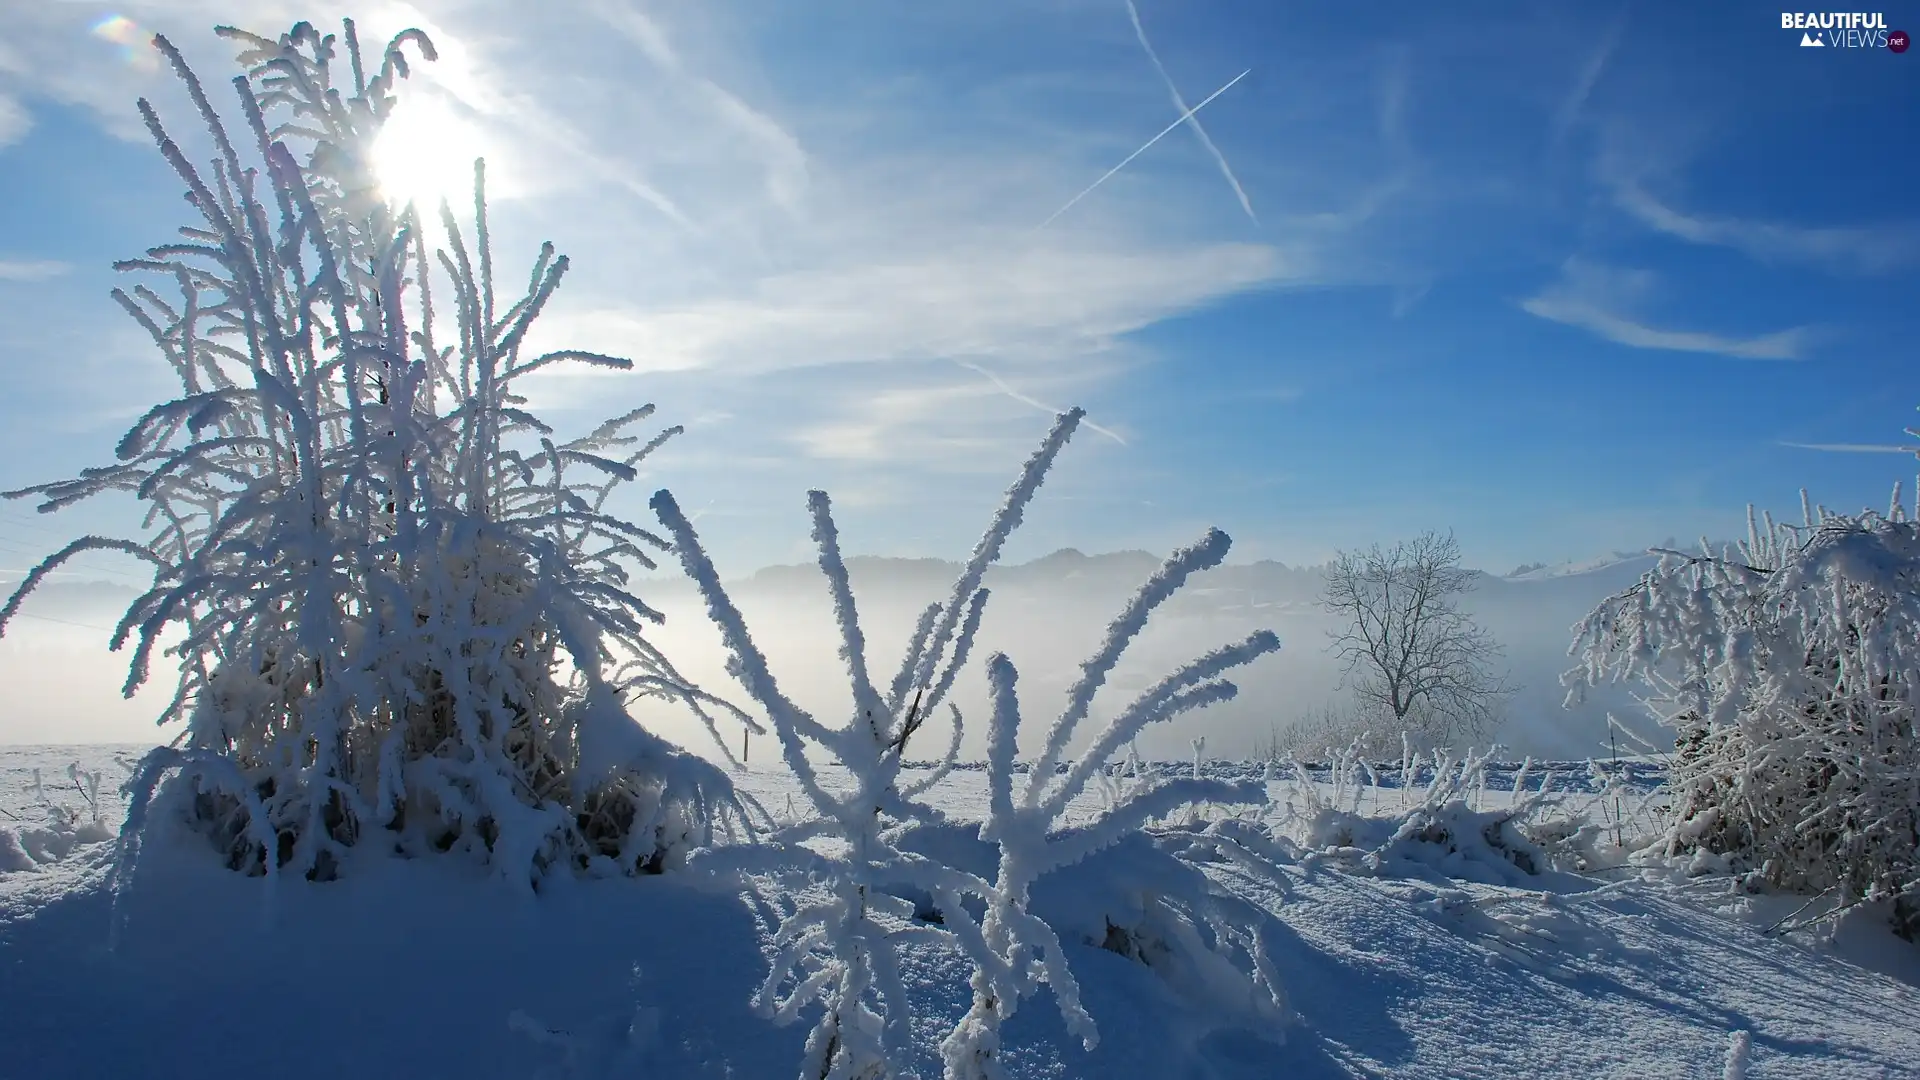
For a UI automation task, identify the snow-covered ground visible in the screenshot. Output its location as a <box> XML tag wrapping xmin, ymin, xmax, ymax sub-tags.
<box><xmin>3</xmin><ymin>745</ymin><xmax>1917</xmax><ymax>1078</ymax></box>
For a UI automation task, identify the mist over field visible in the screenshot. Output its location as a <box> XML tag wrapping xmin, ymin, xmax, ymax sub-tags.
<box><xmin>1</xmin><ymin>549</ymin><xmax>1657</xmax><ymax>760</ymax></box>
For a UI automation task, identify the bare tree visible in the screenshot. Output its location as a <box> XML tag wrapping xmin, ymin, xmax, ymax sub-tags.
<box><xmin>1321</xmin><ymin>530</ymin><xmax>1512</xmax><ymax>748</ymax></box>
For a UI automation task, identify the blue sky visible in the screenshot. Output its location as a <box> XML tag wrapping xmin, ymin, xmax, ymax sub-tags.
<box><xmin>0</xmin><ymin>0</ymin><xmax>1915</xmax><ymax>583</ymax></box>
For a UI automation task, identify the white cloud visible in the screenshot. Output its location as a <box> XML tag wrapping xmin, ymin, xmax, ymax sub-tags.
<box><xmin>1521</xmin><ymin>258</ymin><xmax>1810</xmax><ymax>360</ymax></box>
<box><xmin>789</xmin><ymin>361</ymin><xmax>1125</xmax><ymax>467</ymax></box>
<box><xmin>0</xmin><ymin>93</ymin><xmax>28</xmax><ymax>146</ymax></box>
<box><xmin>582</xmin><ymin>0</ymin><xmax>808</xmax><ymax>216</ymax></box>
<box><xmin>1275</xmin><ymin>49</ymin><xmax>1415</xmax><ymax>235</ymax></box>
<box><xmin>0</xmin><ymin>4</ymin><xmax>1305</xmax><ymax>379</ymax></box>
<box><xmin>0</xmin><ymin>260</ymin><xmax>68</xmax><ymax>282</ymax></box>
<box><xmin>1778</xmin><ymin>441</ymin><xmax>1916</xmax><ymax>455</ymax></box>
<box><xmin>527</xmin><ymin>241</ymin><xmax>1289</xmax><ymax>384</ymax></box>
<box><xmin>0</xmin><ymin>1</ymin><xmax>1413</xmax><ymax>552</ymax></box>
<box><xmin>1550</xmin><ymin>14</ymin><xmax>1624</xmax><ymax>146</ymax></box>
<box><xmin>0</xmin><ymin>4</ymin><xmax>304</xmax><ymax>142</ymax></box>
<box><xmin>1614</xmin><ymin>181</ymin><xmax>1920</xmax><ymax>276</ymax></box>
<box><xmin>1523</xmin><ymin>294</ymin><xmax>1807</xmax><ymax>360</ymax></box>
<box><xmin>796</xmin><ymin>392</ymin><xmax>1008</xmax><ymax>466</ymax></box>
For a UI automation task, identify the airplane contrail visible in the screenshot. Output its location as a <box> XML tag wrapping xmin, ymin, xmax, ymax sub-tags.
<box><xmin>1124</xmin><ymin>0</ymin><xmax>1256</xmax><ymax>224</ymax></box>
<box><xmin>1033</xmin><ymin>67</ymin><xmax>1251</xmax><ymax>233</ymax></box>
<box><xmin>953</xmin><ymin>359</ymin><xmax>1129</xmax><ymax>445</ymax></box>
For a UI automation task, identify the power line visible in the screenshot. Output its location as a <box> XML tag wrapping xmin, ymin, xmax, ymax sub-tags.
<box><xmin>0</xmin><ymin>535</ymin><xmax>153</xmax><ymax>587</ymax></box>
<box><xmin>5</xmin><ymin>610</ymin><xmax>118</xmax><ymax>634</ymax></box>
<box><xmin>0</xmin><ymin>509</ymin><xmax>76</xmax><ymax>536</ymax></box>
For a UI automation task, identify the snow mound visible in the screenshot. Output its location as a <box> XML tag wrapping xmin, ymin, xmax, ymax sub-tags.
<box><xmin>1303</xmin><ymin>798</ymin><xmax>1545</xmax><ymax>887</ymax></box>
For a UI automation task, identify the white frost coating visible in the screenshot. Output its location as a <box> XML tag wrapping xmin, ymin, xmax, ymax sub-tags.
<box><xmin>808</xmin><ymin>490</ymin><xmax>884</xmax><ymax>728</ymax></box>
<box><xmin>1567</xmin><ymin>492</ymin><xmax>1920</xmax><ymax>924</ymax></box>
<box><xmin>886</xmin><ymin>602</ymin><xmax>941</xmax><ymax>711</ymax></box>
<box><xmin>651</xmin><ymin>490</ymin><xmax>838</xmax><ymax>817</ymax></box>
<box><xmin>1044</xmin><ymin>630</ymin><xmax>1280</xmax><ymax>821</ymax></box>
<box><xmin>1723</xmin><ymin>1029</ymin><xmax>1751</xmax><ymax>1080</ymax></box>
<box><xmin>661</xmin><ymin>418</ymin><xmax>1288</xmax><ymax>1079</ymax></box>
<box><xmin>1029</xmin><ymin>526</ymin><xmax>1233</xmax><ymax>792</ymax></box>
<box><xmin>983</xmin><ymin>655</ymin><xmax>1022</xmax><ymax>831</ymax></box>
<box><xmin>897</xmin><ymin>407</ymin><xmax>1085</xmax><ymax>716</ymax></box>
<box><xmin>943</xmin><ymin>530</ymin><xmax>1286</xmax><ymax>1080</ymax></box>
<box><xmin>0</xmin><ymin>761</ymin><xmax>114</xmax><ymax>879</ymax></box>
<box><xmin>0</xmin><ymin>21</ymin><xmax>750</xmax><ymax>894</ymax></box>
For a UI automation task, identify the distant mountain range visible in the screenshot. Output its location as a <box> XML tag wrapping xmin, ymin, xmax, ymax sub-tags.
<box><xmin>688</xmin><ymin>545</ymin><xmax>1663</xmax><ymax>606</ymax></box>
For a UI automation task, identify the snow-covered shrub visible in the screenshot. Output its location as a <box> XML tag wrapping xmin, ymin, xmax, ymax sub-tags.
<box><xmin>654</xmin><ymin>408</ymin><xmax>1287</xmax><ymax>1080</ymax></box>
<box><xmin>0</xmin><ymin>20</ymin><xmax>751</xmax><ymax>890</ymax></box>
<box><xmin>1569</xmin><ymin>490</ymin><xmax>1920</xmax><ymax>934</ymax></box>
<box><xmin>887</xmin><ymin>816</ymin><xmax>1293</xmax><ymax>1069</ymax></box>
<box><xmin>1283</xmin><ymin>746</ymin><xmax>1548</xmax><ymax>887</ymax></box>
<box><xmin>1519</xmin><ymin>798</ymin><xmax>1619</xmax><ymax>875</ymax></box>
<box><xmin>0</xmin><ymin>765</ymin><xmax>115</xmax><ymax>872</ymax></box>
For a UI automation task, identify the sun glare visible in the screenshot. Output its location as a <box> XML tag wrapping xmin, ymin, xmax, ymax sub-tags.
<box><xmin>369</xmin><ymin>96</ymin><xmax>487</xmax><ymax>214</ymax></box>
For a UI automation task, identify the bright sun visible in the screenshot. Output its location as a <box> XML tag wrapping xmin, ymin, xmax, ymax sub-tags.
<box><xmin>369</xmin><ymin>96</ymin><xmax>486</xmax><ymax>213</ymax></box>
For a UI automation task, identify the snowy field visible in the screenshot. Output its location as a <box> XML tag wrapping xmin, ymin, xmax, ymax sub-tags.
<box><xmin>4</xmin><ymin>744</ymin><xmax>1917</xmax><ymax>1079</ymax></box>
<box><xmin>0</xmin><ymin>6</ymin><xmax>1910</xmax><ymax>1079</ymax></box>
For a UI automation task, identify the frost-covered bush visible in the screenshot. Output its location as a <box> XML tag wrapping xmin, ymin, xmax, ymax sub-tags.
<box><xmin>0</xmin><ymin>764</ymin><xmax>116</xmax><ymax>872</ymax></box>
<box><xmin>0</xmin><ymin>21</ymin><xmax>751</xmax><ymax>890</ymax></box>
<box><xmin>1280</xmin><ymin>745</ymin><xmax>1549</xmax><ymax>887</ymax></box>
<box><xmin>654</xmin><ymin>408</ymin><xmax>1288</xmax><ymax>1080</ymax></box>
<box><xmin>1569</xmin><ymin>490</ymin><xmax>1920</xmax><ymax>934</ymax></box>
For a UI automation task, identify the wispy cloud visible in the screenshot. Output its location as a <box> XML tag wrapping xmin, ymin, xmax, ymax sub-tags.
<box><xmin>527</xmin><ymin>239</ymin><xmax>1292</xmax><ymax>388</ymax></box>
<box><xmin>0</xmin><ymin>259</ymin><xmax>68</xmax><ymax>282</ymax></box>
<box><xmin>1389</xmin><ymin>280</ymin><xmax>1431</xmax><ymax>319</ymax></box>
<box><xmin>1521</xmin><ymin>258</ymin><xmax>1811</xmax><ymax>360</ymax></box>
<box><xmin>1614</xmin><ymin>181</ymin><xmax>1920</xmax><ymax>276</ymax></box>
<box><xmin>790</xmin><ymin>368</ymin><xmax>1110</xmax><ymax>467</ymax></box>
<box><xmin>1278</xmin><ymin>50</ymin><xmax>1414</xmax><ymax>233</ymax></box>
<box><xmin>0</xmin><ymin>93</ymin><xmax>28</xmax><ymax>147</ymax></box>
<box><xmin>5</xmin><ymin>5</ymin><xmax>1300</xmax><ymax>396</ymax></box>
<box><xmin>1122</xmin><ymin>0</ymin><xmax>1255</xmax><ymax>224</ymax></box>
<box><xmin>582</xmin><ymin>0</ymin><xmax>808</xmax><ymax>216</ymax></box>
<box><xmin>0</xmin><ymin>0</ymin><xmax>323</xmax><ymax>142</ymax></box>
<box><xmin>526</xmin><ymin>231</ymin><xmax>1290</xmax><ymax>390</ymax></box>
<box><xmin>1550</xmin><ymin>14</ymin><xmax>1625</xmax><ymax>146</ymax></box>
<box><xmin>1778</xmin><ymin>441</ymin><xmax>1916</xmax><ymax>455</ymax></box>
